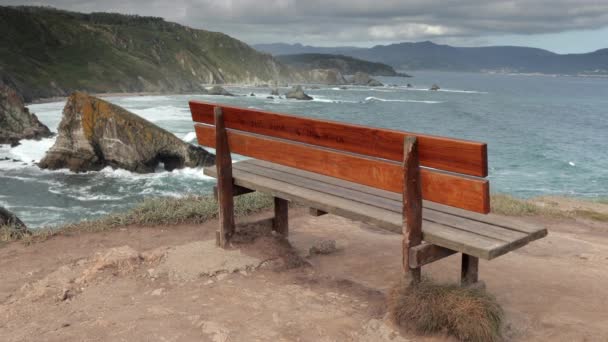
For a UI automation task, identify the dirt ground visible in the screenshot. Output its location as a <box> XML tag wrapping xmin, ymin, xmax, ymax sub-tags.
<box><xmin>1</xmin><ymin>206</ymin><xmax>607</xmax><ymax>342</ymax></box>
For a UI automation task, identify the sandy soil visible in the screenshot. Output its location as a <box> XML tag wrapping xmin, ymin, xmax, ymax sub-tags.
<box><xmin>1</xmin><ymin>207</ymin><xmax>607</xmax><ymax>341</ymax></box>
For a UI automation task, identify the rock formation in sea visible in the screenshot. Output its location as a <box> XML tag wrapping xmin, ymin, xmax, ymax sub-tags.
<box><xmin>430</xmin><ymin>84</ymin><xmax>440</xmax><ymax>91</ymax></box>
<box><xmin>0</xmin><ymin>82</ymin><xmax>52</xmax><ymax>146</ymax></box>
<box><xmin>207</xmin><ymin>86</ymin><xmax>234</xmax><ymax>96</ymax></box>
<box><xmin>0</xmin><ymin>206</ymin><xmax>29</xmax><ymax>234</ymax></box>
<box><xmin>305</xmin><ymin>69</ymin><xmax>347</xmax><ymax>85</ymax></box>
<box><xmin>348</xmin><ymin>72</ymin><xmax>383</xmax><ymax>87</ymax></box>
<box><xmin>285</xmin><ymin>86</ymin><xmax>313</xmax><ymax>100</ymax></box>
<box><xmin>39</xmin><ymin>92</ymin><xmax>215</xmax><ymax>173</ymax></box>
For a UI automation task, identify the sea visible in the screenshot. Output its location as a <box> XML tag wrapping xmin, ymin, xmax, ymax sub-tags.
<box><xmin>1</xmin><ymin>71</ymin><xmax>607</xmax><ymax>228</ymax></box>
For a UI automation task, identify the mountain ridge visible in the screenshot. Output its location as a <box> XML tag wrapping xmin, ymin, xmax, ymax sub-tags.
<box><xmin>275</xmin><ymin>53</ymin><xmax>410</xmax><ymax>77</ymax></box>
<box><xmin>254</xmin><ymin>41</ymin><xmax>608</xmax><ymax>75</ymax></box>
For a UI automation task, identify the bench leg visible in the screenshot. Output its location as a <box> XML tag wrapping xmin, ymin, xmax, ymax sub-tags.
<box><xmin>461</xmin><ymin>254</ymin><xmax>479</xmax><ymax>286</ymax></box>
<box><xmin>273</xmin><ymin>197</ymin><xmax>289</xmax><ymax>236</ymax></box>
<box><xmin>214</xmin><ymin>107</ymin><xmax>235</xmax><ymax>248</ymax></box>
<box><xmin>403</xmin><ymin>136</ymin><xmax>422</xmax><ymax>284</ymax></box>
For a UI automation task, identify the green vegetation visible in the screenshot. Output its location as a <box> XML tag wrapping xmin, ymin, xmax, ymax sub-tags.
<box><xmin>276</xmin><ymin>53</ymin><xmax>410</xmax><ymax>77</ymax></box>
<box><xmin>1</xmin><ymin>192</ymin><xmax>274</xmax><ymax>244</ymax></box>
<box><xmin>490</xmin><ymin>194</ymin><xmax>553</xmax><ymax>216</ymax></box>
<box><xmin>491</xmin><ymin>194</ymin><xmax>608</xmax><ymax>221</ymax></box>
<box><xmin>389</xmin><ymin>278</ymin><xmax>503</xmax><ymax>342</ymax></box>
<box><xmin>0</xmin><ymin>6</ymin><xmax>294</xmax><ymax>101</ymax></box>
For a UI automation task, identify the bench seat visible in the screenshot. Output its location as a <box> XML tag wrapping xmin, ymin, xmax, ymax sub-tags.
<box><xmin>204</xmin><ymin>158</ymin><xmax>547</xmax><ymax>260</ymax></box>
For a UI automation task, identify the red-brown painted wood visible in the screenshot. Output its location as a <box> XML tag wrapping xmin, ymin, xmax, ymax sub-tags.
<box><xmin>195</xmin><ymin>124</ymin><xmax>490</xmax><ymax>213</ymax></box>
<box><xmin>190</xmin><ymin>101</ymin><xmax>488</xmax><ymax>177</ymax></box>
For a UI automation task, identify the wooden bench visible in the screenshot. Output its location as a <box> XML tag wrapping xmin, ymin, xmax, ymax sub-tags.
<box><xmin>190</xmin><ymin>101</ymin><xmax>547</xmax><ymax>285</ymax></box>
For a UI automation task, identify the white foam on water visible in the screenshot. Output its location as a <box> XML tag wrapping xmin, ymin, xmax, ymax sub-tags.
<box><xmin>182</xmin><ymin>132</ymin><xmax>197</xmax><ymax>142</ymax></box>
<box><xmin>437</xmin><ymin>89</ymin><xmax>488</xmax><ymax>94</ymax></box>
<box><xmin>97</xmin><ymin>165</ymin><xmax>214</xmax><ymax>181</ymax></box>
<box><xmin>364</xmin><ymin>97</ymin><xmax>442</xmax><ymax>104</ymax></box>
<box><xmin>8</xmin><ymin>137</ymin><xmax>56</xmax><ymax>162</ymax></box>
<box><xmin>129</xmin><ymin>105</ymin><xmax>191</xmax><ymax>122</ymax></box>
<box><xmin>113</xmin><ymin>95</ymin><xmax>174</xmax><ymax>103</ymax></box>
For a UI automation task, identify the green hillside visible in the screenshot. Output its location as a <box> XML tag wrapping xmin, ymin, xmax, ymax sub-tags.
<box><xmin>0</xmin><ymin>6</ymin><xmax>295</xmax><ymax>101</ymax></box>
<box><xmin>276</xmin><ymin>53</ymin><xmax>410</xmax><ymax>77</ymax></box>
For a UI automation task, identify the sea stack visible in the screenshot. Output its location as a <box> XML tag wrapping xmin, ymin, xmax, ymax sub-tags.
<box><xmin>207</xmin><ymin>86</ymin><xmax>234</xmax><ymax>96</ymax></box>
<box><xmin>348</xmin><ymin>72</ymin><xmax>383</xmax><ymax>87</ymax></box>
<box><xmin>39</xmin><ymin>92</ymin><xmax>215</xmax><ymax>173</ymax></box>
<box><xmin>285</xmin><ymin>85</ymin><xmax>313</xmax><ymax>100</ymax></box>
<box><xmin>0</xmin><ymin>82</ymin><xmax>52</xmax><ymax>146</ymax></box>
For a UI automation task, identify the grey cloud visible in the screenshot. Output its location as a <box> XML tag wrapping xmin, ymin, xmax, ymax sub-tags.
<box><xmin>2</xmin><ymin>0</ymin><xmax>608</xmax><ymax>45</ymax></box>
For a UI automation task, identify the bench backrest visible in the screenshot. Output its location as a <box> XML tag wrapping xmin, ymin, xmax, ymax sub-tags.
<box><xmin>190</xmin><ymin>101</ymin><xmax>490</xmax><ymax>214</ymax></box>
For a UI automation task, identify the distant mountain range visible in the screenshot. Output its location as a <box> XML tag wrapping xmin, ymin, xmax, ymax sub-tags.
<box><xmin>254</xmin><ymin>42</ymin><xmax>608</xmax><ymax>75</ymax></box>
<box><xmin>0</xmin><ymin>6</ymin><xmax>297</xmax><ymax>101</ymax></box>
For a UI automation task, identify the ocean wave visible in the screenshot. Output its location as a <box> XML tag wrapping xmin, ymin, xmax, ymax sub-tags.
<box><xmin>1</xmin><ymin>137</ymin><xmax>56</xmax><ymax>164</ymax></box>
<box><xmin>397</xmin><ymin>87</ymin><xmax>487</xmax><ymax>94</ymax></box>
<box><xmin>437</xmin><ymin>89</ymin><xmax>488</xmax><ymax>94</ymax></box>
<box><xmin>363</xmin><ymin>97</ymin><xmax>442</xmax><ymax>104</ymax></box>
<box><xmin>130</xmin><ymin>105</ymin><xmax>191</xmax><ymax>122</ymax></box>
<box><xmin>182</xmin><ymin>132</ymin><xmax>197</xmax><ymax>142</ymax></box>
<box><xmin>97</xmin><ymin>166</ymin><xmax>214</xmax><ymax>181</ymax></box>
<box><xmin>47</xmin><ymin>186</ymin><xmax>128</xmax><ymax>202</ymax></box>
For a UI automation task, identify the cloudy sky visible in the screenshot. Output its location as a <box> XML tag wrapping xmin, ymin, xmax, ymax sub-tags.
<box><xmin>3</xmin><ymin>0</ymin><xmax>608</xmax><ymax>53</ymax></box>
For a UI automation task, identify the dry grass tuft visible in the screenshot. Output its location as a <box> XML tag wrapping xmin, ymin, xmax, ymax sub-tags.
<box><xmin>0</xmin><ymin>224</ymin><xmax>31</xmax><ymax>242</ymax></box>
<box><xmin>388</xmin><ymin>278</ymin><xmax>503</xmax><ymax>342</ymax></box>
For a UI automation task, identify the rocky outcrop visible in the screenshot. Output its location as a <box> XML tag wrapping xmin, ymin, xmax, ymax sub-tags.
<box><xmin>430</xmin><ymin>84</ymin><xmax>440</xmax><ymax>91</ymax></box>
<box><xmin>285</xmin><ymin>86</ymin><xmax>313</xmax><ymax>100</ymax></box>
<box><xmin>0</xmin><ymin>82</ymin><xmax>52</xmax><ymax>146</ymax></box>
<box><xmin>305</xmin><ymin>69</ymin><xmax>347</xmax><ymax>85</ymax></box>
<box><xmin>0</xmin><ymin>206</ymin><xmax>29</xmax><ymax>234</ymax></box>
<box><xmin>39</xmin><ymin>92</ymin><xmax>215</xmax><ymax>173</ymax></box>
<box><xmin>207</xmin><ymin>86</ymin><xmax>234</xmax><ymax>96</ymax></box>
<box><xmin>349</xmin><ymin>72</ymin><xmax>383</xmax><ymax>87</ymax></box>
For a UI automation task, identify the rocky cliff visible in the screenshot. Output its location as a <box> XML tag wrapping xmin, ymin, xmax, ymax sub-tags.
<box><xmin>0</xmin><ymin>81</ymin><xmax>52</xmax><ymax>146</ymax></box>
<box><xmin>39</xmin><ymin>92</ymin><xmax>214</xmax><ymax>173</ymax></box>
<box><xmin>0</xmin><ymin>6</ymin><xmax>298</xmax><ymax>102</ymax></box>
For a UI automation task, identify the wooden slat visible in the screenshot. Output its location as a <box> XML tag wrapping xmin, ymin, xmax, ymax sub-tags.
<box><xmin>245</xmin><ymin>159</ymin><xmax>545</xmax><ymax>237</ymax></box>
<box><xmin>190</xmin><ymin>101</ymin><xmax>488</xmax><ymax>177</ymax></box>
<box><xmin>233</xmin><ymin>161</ymin><xmax>536</xmax><ymax>245</ymax></box>
<box><xmin>195</xmin><ymin>124</ymin><xmax>490</xmax><ymax>213</ymax></box>
<box><xmin>205</xmin><ymin>166</ymin><xmax>512</xmax><ymax>260</ymax></box>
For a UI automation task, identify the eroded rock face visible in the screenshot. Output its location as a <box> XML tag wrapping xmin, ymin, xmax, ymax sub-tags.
<box><xmin>207</xmin><ymin>86</ymin><xmax>234</xmax><ymax>96</ymax></box>
<box><xmin>285</xmin><ymin>85</ymin><xmax>313</xmax><ymax>100</ymax></box>
<box><xmin>0</xmin><ymin>206</ymin><xmax>27</xmax><ymax>229</ymax></box>
<box><xmin>305</xmin><ymin>69</ymin><xmax>347</xmax><ymax>85</ymax></box>
<box><xmin>39</xmin><ymin>92</ymin><xmax>214</xmax><ymax>173</ymax></box>
<box><xmin>349</xmin><ymin>72</ymin><xmax>383</xmax><ymax>87</ymax></box>
<box><xmin>0</xmin><ymin>82</ymin><xmax>52</xmax><ymax>146</ymax></box>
